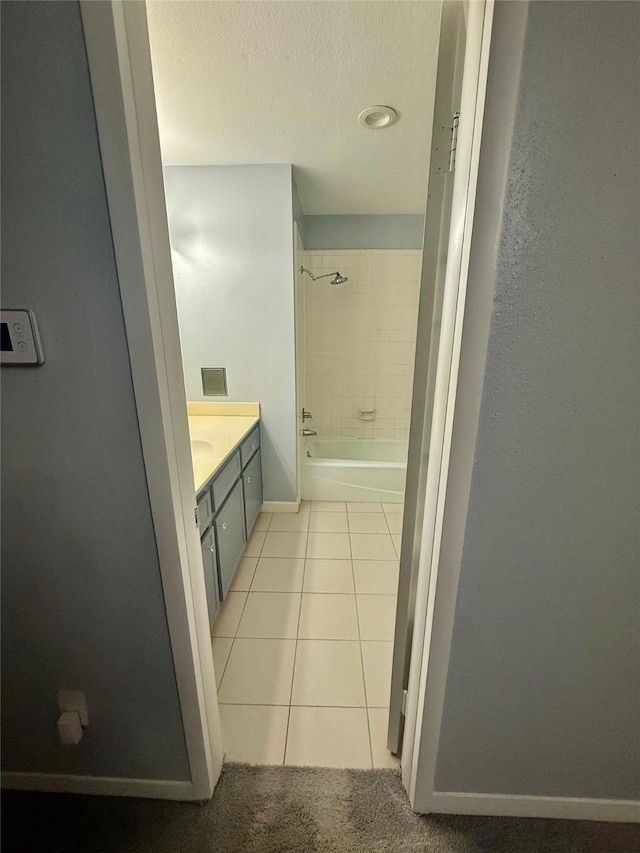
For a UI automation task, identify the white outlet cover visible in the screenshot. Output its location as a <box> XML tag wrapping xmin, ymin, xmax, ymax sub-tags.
<box><xmin>57</xmin><ymin>689</ymin><xmax>89</xmax><ymax>726</ymax></box>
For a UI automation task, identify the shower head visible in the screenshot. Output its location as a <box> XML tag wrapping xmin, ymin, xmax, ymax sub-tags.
<box><xmin>300</xmin><ymin>266</ymin><xmax>349</xmax><ymax>285</ymax></box>
<box><xmin>331</xmin><ymin>273</ymin><xmax>349</xmax><ymax>285</ymax></box>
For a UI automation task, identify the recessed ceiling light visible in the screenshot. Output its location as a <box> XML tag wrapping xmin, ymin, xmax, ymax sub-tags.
<box><xmin>358</xmin><ymin>105</ymin><xmax>398</xmax><ymax>130</ymax></box>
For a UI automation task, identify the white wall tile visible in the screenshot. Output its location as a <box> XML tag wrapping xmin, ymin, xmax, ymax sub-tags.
<box><xmin>302</xmin><ymin>250</ymin><xmax>421</xmax><ymax>440</ymax></box>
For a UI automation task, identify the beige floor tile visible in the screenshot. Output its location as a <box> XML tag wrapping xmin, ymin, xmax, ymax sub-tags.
<box><xmin>350</xmin><ymin>533</ymin><xmax>396</xmax><ymax>561</ymax></box>
<box><xmin>244</xmin><ymin>529</ymin><xmax>266</xmax><ymax>558</ymax></box>
<box><xmin>311</xmin><ymin>501</ymin><xmax>346</xmax><ymax>512</ymax></box>
<box><xmin>357</xmin><ymin>595</ymin><xmax>397</xmax><ymax>641</ymax></box>
<box><xmin>251</xmin><ymin>558</ymin><xmax>304</xmax><ymax>592</ymax></box>
<box><xmin>212</xmin><ymin>591</ymin><xmax>247</xmax><ymax>638</ymax></box>
<box><xmin>236</xmin><ymin>592</ymin><xmax>301</xmax><ymax>638</ymax></box>
<box><xmin>382</xmin><ymin>503</ymin><xmax>404</xmax><ymax>514</ymax></box>
<box><xmin>298</xmin><ymin>594</ymin><xmax>359</xmax><ymax>640</ymax></box>
<box><xmin>384</xmin><ymin>513</ymin><xmax>403</xmax><ymax>535</ymax></box>
<box><xmin>392</xmin><ymin>535</ymin><xmax>403</xmax><ymax>558</ymax></box>
<box><xmin>303</xmin><ymin>559</ymin><xmax>354</xmax><ymax>594</ymax></box>
<box><xmin>353</xmin><ymin>560</ymin><xmax>399</xmax><ymax>595</ymax></box>
<box><xmin>229</xmin><ymin>557</ymin><xmax>258</xmax><ymax>592</ymax></box>
<box><xmin>212</xmin><ymin>637</ymin><xmax>233</xmax><ymax>688</ymax></box>
<box><xmin>262</xmin><ymin>531</ymin><xmax>308</xmax><ymax>558</ymax></box>
<box><xmin>291</xmin><ymin>640</ymin><xmax>366</xmax><ymax>707</ymax></box>
<box><xmin>306</xmin><ymin>532</ymin><xmax>351</xmax><ymax>559</ymax></box>
<box><xmin>361</xmin><ymin>641</ymin><xmax>394</xmax><ymax>707</ymax></box>
<box><xmin>218</xmin><ymin>638</ymin><xmax>296</xmax><ymax>704</ymax></box>
<box><xmin>347</xmin><ymin>502</ymin><xmax>383</xmax><ymax>513</ymax></box>
<box><xmin>309</xmin><ymin>511</ymin><xmax>348</xmax><ymax>533</ymax></box>
<box><xmin>219</xmin><ymin>704</ymin><xmax>289</xmax><ymax>765</ymax></box>
<box><xmin>268</xmin><ymin>512</ymin><xmax>310</xmax><ymax>532</ymax></box>
<box><xmin>368</xmin><ymin>708</ymin><xmax>400</xmax><ymax>769</ymax></box>
<box><xmin>285</xmin><ymin>707</ymin><xmax>372</xmax><ymax>768</ymax></box>
<box><xmin>253</xmin><ymin>513</ymin><xmax>272</xmax><ymax>532</ymax></box>
<box><xmin>348</xmin><ymin>513</ymin><xmax>390</xmax><ymax>534</ymax></box>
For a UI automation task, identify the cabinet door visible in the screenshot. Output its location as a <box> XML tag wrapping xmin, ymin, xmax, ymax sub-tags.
<box><xmin>215</xmin><ymin>480</ymin><xmax>247</xmax><ymax>600</ymax></box>
<box><xmin>243</xmin><ymin>449</ymin><xmax>263</xmax><ymax>537</ymax></box>
<box><xmin>200</xmin><ymin>528</ymin><xmax>219</xmax><ymax>631</ymax></box>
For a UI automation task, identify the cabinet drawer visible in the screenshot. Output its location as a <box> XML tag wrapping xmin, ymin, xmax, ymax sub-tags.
<box><xmin>215</xmin><ymin>480</ymin><xmax>247</xmax><ymax>600</ymax></box>
<box><xmin>212</xmin><ymin>450</ymin><xmax>241</xmax><ymax>511</ymax></box>
<box><xmin>200</xmin><ymin>527</ymin><xmax>219</xmax><ymax>631</ymax></box>
<box><xmin>243</xmin><ymin>449</ymin><xmax>263</xmax><ymax>537</ymax></box>
<box><xmin>240</xmin><ymin>426</ymin><xmax>260</xmax><ymax>469</ymax></box>
<box><xmin>197</xmin><ymin>488</ymin><xmax>213</xmax><ymax>533</ymax></box>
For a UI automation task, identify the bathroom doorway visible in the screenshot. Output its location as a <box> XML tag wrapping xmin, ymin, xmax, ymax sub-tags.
<box><xmin>83</xmin><ymin>0</ymin><xmax>493</xmax><ymax>804</ymax></box>
<box><xmin>145</xmin><ymin>0</ymin><xmax>442</xmax><ymax>771</ymax></box>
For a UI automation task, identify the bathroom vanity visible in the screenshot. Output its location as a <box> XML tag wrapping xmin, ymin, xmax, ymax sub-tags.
<box><xmin>188</xmin><ymin>403</ymin><xmax>262</xmax><ymax>630</ymax></box>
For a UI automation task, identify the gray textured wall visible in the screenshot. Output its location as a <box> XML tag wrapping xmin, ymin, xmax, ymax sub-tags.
<box><xmin>435</xmin><ymin>1</ymin><xmax>640</xmax><ymax>799</ymax></box>
<box><xmin>303</xmin><ymin>214</ymin><xmax>424</xmax><ymax>250</ymax></box>
<box><xmin>1</xmin><ymin>1</ymin><xmax>190</xmax><ymax>780</ymax></box>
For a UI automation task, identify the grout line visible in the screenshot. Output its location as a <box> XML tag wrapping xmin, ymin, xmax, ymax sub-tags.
<box><xmin>283</xmin><ymin>508</ymin><xmax>309</xmax><ymax>765</ymax></box>
<box><xmin>212</xmin><ymin>636</ymin><xmax>234</xmax><ymax>689</ymax></box>
<box><xmin>215</xmin><ymin>520</ymin><xmax>270</xmax><ymax>697</ymax></box>
<box><xmin>349</xmin><ymin>511</ymin><xmax>374</xmax><ymax>769</ymax></box>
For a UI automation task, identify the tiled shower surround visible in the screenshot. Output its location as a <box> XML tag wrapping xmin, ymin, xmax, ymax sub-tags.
<box><xmin>302</xmin><ymin>250</ymin><xmax>422</xmax><ymax>440</ymax></box>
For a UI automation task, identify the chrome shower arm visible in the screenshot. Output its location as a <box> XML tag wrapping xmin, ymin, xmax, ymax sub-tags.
<box><xmin>300</xmin><ymin>266</ymin><xmax>337</xmax><ymax>281</ymax></box>
<box><xmin>300</xmin><ymin>266</ymin><xmax>348</xmax><ymax>284</ymax></box>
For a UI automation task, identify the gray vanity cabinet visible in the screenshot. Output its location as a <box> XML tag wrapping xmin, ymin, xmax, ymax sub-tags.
<box><xmin>242</xmin><ymin>449</ymin><xmax>262</xmax><ymax>536</ymax></box>
<box><xmin>215</xmin><ymin>480</ymin><xmax>247</xmax><ymax>599</ymax></box>
<box><xmin>196</xmin><ymin>421</ymin><xmax>262</xmax><ymax>624</ymax></box>
<box><xmin>200</xmin><ymin>527</ymin><xmax>219</xmax><ymax>631</ymax></box>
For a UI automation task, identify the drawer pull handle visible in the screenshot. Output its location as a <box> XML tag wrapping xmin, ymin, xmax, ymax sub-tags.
<box><xmin>209</xmin><ymin>544</ymin><xmax>215</xmax><ymax>553</ymax></box>
<box><xmin>220</xmin><ymin>521</ymin><xmax>228</xmax><ymax>531</ymax></box>
<box><xmin>246</xmin><ymin>477</ymin><xmax>252</xmax><ymax>484</ymax></box>
<box><xmin>251</xmin><ymin>443</ymin><xmax>257</xmax><ymax>450</ymax></box>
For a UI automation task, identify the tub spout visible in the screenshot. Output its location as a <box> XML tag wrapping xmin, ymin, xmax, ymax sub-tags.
<box><xmin>302</xmin><ymin>428</ymin><xmax>318</xmax><ymax>436</ymax></box>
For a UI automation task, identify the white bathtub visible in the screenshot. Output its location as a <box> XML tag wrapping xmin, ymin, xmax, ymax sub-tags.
<box><xmin>301</xmin><ymin>438</ymin><xmax>408</xmax><ymax>503</ymax></box>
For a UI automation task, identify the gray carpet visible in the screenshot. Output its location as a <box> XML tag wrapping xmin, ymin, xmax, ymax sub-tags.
<box><xmin>2</xmin><ymin>764</ymin><xmax>639</xmax><ymax>852</ymax></box>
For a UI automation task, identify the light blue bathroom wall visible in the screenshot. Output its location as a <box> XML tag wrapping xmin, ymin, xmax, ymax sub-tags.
<box><xmin>1</xmin><ymin>0</ymin><xmax>190</xmax><ymax>781</ymax></box>
<box><xmin>303</xmin><ymin>214</ymin><xmax>425</xmax><ymax>250</ymax></box>
<box><xmin>164</xmin><ymin>164</ymin><xmax>298</xmax><ymax>503</ymax></box>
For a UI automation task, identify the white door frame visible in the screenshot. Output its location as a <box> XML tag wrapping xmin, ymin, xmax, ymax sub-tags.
<box><xmin>81</xmin><ymin>0</ymin><xmax>495</xmax><ymax>806</ymax></box>
<box><xmin>400</xmin><ymin>0</ymin><xmax>494</xmax><ymax>808</ymax></box>
<box><xmin>81</xmin><ymin>0</ymin><xmax>222</xmax><ymax>800</ymax></box>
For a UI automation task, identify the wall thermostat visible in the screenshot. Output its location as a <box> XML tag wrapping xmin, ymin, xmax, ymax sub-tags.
<box><xmin>1</xmin><ymin>309</ymin><xmax>45</xmax><ymax>366</ymax></box>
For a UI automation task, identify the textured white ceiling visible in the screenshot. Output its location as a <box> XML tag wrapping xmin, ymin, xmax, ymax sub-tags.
<box><xmin>146</xmin><ymin>1</ymin><xmax>441</xmax><ymax>215</ymax></box>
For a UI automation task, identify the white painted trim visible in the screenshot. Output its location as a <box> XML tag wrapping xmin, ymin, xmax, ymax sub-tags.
<box><xmin>2</xmin><ymin>772</ymin><xmax>195</xmax><ymax>801</ymax></box>
<box><xmin>262</xmin><ymin>500</ymin><xmax>301</xmax><ymax>514</ymax></box>
<box><xmin>80</xmin><ymin>1</ymin><xmax>222</xmax><ymax>800</ymax></box>
<box><xmin>429</xmin><ymin>792</ymin><xmax>640</xmax><ymax>824</ymax></box>
<box><xmin>401</xmin><ymin>0</ymin><xmax>495</xmax><ymax>809</ymax></box>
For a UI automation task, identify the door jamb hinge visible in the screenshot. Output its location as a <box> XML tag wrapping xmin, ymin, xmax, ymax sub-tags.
<box><xmin>194</xmin><ymin>506</ymin><xmax>200</xmax><ymax>527</ymax></box>
<box><xmin>449</xmin><ymin>112</ymin><xmax>460</xmax><ymax>172</ymax></box>
<box><xmin>401</xmin><ymin>688</ymin><xmax>409</xmax><ymax>717</ymax></box>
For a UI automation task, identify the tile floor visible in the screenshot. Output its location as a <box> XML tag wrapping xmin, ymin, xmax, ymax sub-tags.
<box><xmin>212</xmin><ymin>500</ymin><xmax>402</xmax><ymax>770</ymax></box>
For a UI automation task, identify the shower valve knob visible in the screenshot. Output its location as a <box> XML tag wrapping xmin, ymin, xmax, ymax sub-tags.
<box><xmin>302</xmin><ymin>409</ymin><xmax>313</xmax><ymax>421</ymax></box>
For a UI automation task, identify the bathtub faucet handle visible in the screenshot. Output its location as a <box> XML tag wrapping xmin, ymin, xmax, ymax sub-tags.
<box><xmin>302</xmin><ymin>408</ymin><xmax>313</xmax><ymax>421</ymax></box>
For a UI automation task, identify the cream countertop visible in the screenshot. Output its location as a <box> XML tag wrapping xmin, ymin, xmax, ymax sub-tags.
<box><xmin>187</xmin><ymin>402</ymin><xmax>260</xmax><ymax>493</ymax></box>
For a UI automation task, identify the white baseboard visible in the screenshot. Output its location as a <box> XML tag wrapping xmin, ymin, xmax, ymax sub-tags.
<box><xmin>1</xmin><ymin>771</ymin><xmax>196</xmax><ymax>801</ymax></box>
<box><xmin>261</xmin><ymin>500</ymin><xmax>300</xmax><ymax>514</ymax></box>
<box><xmin>426</xmin><ymin>791</ymin><xmax>640</xmax><ymax>823</ymax></box>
